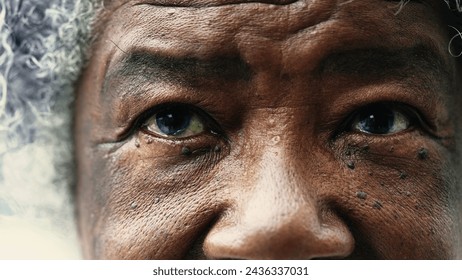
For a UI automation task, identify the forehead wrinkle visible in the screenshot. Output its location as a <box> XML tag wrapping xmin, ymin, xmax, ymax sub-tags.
<box><xmin>97</xmin><ymin>0</ymin><xmax>454</xmax><ymax>88</ymax></box>
<box><xmin>140</xmin><ymin>0</ymin><xmax>299</xmax><ymax>6</ymax></box>
<box><xmin>108</xmin><ymin>0</ymin><xmax>301</xmax><ymax>8</ymax></box>
<box><xmin>113</xmin><ymin>1</ymin><xmax>338</xmax><ymax>45</ymax></box>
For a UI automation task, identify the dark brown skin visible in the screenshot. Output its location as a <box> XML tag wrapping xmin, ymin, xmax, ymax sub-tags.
<box><xmin>75</xmin><ymin>0</ymin><xmax>462</xmax><ymax>259</ymax></box>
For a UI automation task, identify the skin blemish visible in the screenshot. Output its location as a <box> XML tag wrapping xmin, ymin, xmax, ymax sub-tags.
<box><xmin>271</xmin><ymin>135</ymin><xmax>281</xmax><ymax>145</ymax></box>
<box><xmin>373</xmin><ymin>200</ymin><xmax>383</xmax><ymax>210</ymax></box>
<box><xmin>134</xmin><ymin>139</ymin><xmax>140</xmax><ymax>148</ymax></box>
<box><xmin>154</xmin><ymin>197</ymin><xmax>160</xmax><ymax>204</ymax></box>
<box><xmin>356</xmin><ymin>191</ymin><xmax>367</xmax><ymax>200</ymax></box>
<box><xmin>181</xmin><ymin>146</ymin><xmax>192</xmax><ymax>156</ymax></box>
<box><xmin>399</xmin><ymin>171</ymin><xmax>408</xmax><ymax>180</ymax></box>
<box><xmin>418</xmin><ymin>148</ymin><xmax>428</xmax><ymax>160</ymax></box>
<box><xmin>347</xmin><ymin>161</ymin><xmax>355</xmax><ymax>169</ymax></box>
<box><xmin>144</xmin><ymin>135</ymin><xmax>153</xmax><ymax>145</ymax></box>
<box><xmin>214</xmin><ymin>145</ymin><xmax>221</xmax><ymax>153</ymax></box>
<box><xmin>130</xmin><ymin>201</ymin><xmax>138</xmax><ymax>209</ymax></box>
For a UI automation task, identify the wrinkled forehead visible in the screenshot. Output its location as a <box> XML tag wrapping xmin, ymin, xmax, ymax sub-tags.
<box><xmin>94</xmin><ymin>0</ymin><xmax>451</xmax><ymax>57</ymax></box>
<box><xmin>85</xmin><ymin>0</ymin><xmax>461</xmax><ymax>96</ymax></box>
<box><xmin>96</xmin><ymin>0</ymin><xmax>449</xmax><ymax>35</ymax></box>
<box><xmin>101</xmin><ymin>0</ymin><xmax>445</xmax><ymax>8</ymax></box>
<box><xmin>110</xmin><ymin>0</ymin><xmax>303</xmax><ymax>5</ymax></box>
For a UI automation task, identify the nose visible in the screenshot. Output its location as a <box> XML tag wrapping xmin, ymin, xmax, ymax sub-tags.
<box><xmin>203</xmin><ymin>149</ymin><xmax>355</xmax><ymax>259</ymax></box>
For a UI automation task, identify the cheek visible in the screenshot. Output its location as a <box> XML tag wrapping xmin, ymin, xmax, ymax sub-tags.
<box><xmin>78</xmin><ymin>123</ymin><xmax>458</xmax><ymax>259</ymax></box>
<box><xmin>324</xmin><ymin>133</ymin><xmax>457</xmax><ymax>258</ymax></box>
<box><xmin>83</xmin><ymin>133</ymin><xmax>228</xmax><ymax>259</ymax></box>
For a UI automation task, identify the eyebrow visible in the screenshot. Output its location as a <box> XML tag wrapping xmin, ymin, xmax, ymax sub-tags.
<box><xmin>109</xmin><ymin>44</ymin><xmax>448</xmax><ymax>93</ymax></box>
<box><xmin>318</xmin><ymin>44</ymin><xmax>449</xmax><ymax>82</ymax></box>
<box><xmin>113</xmin><ymin>52</ymin><xmax>252</xmax><ymax>86</ymax></box>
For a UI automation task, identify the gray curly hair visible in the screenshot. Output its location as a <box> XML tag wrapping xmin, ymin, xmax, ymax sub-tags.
<box><xmin>0</xmin><ymin>0</ymin><xmax>461</xmax><ymax>259</ymax></box>
<box><xmin>0</xmin><ymin>0</ymin><xmax>97</xmax><ymax>259</ymax></box>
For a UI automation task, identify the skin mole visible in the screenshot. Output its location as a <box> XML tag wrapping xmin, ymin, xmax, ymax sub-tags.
<box><xmin>144</xmin><ymin>135</ymin><xmax>154</xmax><ymax>144</ymax></box>
<box><xmin>418</xmin><ymin>148</ymin><xmax>429</xmax><ymax>160</ymax></box>
<box><xmin>181</xmin><ymin>146</ymin><xmax>192</xmax><ymax>156</ymax></box>
<box><xmin>356</xmin><ymin>191</ymin><xmax>368</xmax><ymax>200</ymax></box>
<box><xmin>399</xmin><ymin>171</ymin><xmax>408</xmax><ymax>180</ymax></box>
<box><xmin>372</xmin><ymin>201</ymin><xmax>383</xmax><ymax>210</ymax></box>
<box><xmin>347</xmin><ymin>161</ymin><xmax>356</xmax><ymax>170</ymax></box>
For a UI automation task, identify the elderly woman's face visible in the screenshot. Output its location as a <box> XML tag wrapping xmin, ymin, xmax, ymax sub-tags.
<box><xmin>75</xmin><ymin>0</ymin><xmax>462</xmax><ymax>259</ymax></box>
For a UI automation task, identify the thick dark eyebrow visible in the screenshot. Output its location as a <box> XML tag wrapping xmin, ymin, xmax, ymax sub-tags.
<box><xmin>318</xmin><ymin>44</ymin><xmax>449</xmax><ymax>82</ymax></box>
<box><xmin>113</xmin><ymin>52</ymin><xmax>252</xmax><ymax>85</ymax></box>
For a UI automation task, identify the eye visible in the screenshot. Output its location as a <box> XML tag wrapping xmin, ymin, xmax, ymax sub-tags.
<box><xmin>142</xmin><ymin>104</ymin><xmax>207</xmax><ymax>138</ymax></box>
<box><xmin>351</xmin><ymin>103</ymin><xmax>411</xmax><ymax>135</ymax></box>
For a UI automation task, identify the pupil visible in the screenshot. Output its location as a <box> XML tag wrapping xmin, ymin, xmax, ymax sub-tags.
<box><xmin>358</xmin><ymin>104</ymin><xmax>395</xmax><ymax>134</ymax></box>
<box><xmin>156</xmin><ymin>107</ymin><xmax>192</xmax><ymax>135</ymax></box>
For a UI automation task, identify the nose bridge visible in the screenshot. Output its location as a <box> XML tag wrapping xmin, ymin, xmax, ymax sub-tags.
<box><xmin>252</xmin><ymin>144</ymin><xmax>311</xmax><ymax>211</ymax></box>
<box><xmin>239</xmin><ymin>110</ymin><xmax>320</xmax><ymax>231</ymax></box>
<box><xmin>239</xmin><ymin>147</ymin><xmax>323</xmax><ymax>239</ymax></box>
<box><xmin>243</xmin><ymin>143</ymin><xmax>312</xmax><ymax>211</ymax></box>
<box><xmin>240</xmin><ymin>146</ymin><xmax>325</xmax><ymax>238</ymax></box>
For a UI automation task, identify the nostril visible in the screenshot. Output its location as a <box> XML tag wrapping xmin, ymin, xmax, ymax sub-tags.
<box><xmin>316</xmin><ymin>223</ymin><xmax>356</xmax><ymax>258</ymax></box>
<box><xmin>185</xmin><ymin>214</ymin><xmax>223</xmax><ymax>260</ymax></box>
<box><xmin>202</xmin><ymin>207</ymin><xmax>356</xmax><ymax>259</ymax></box>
